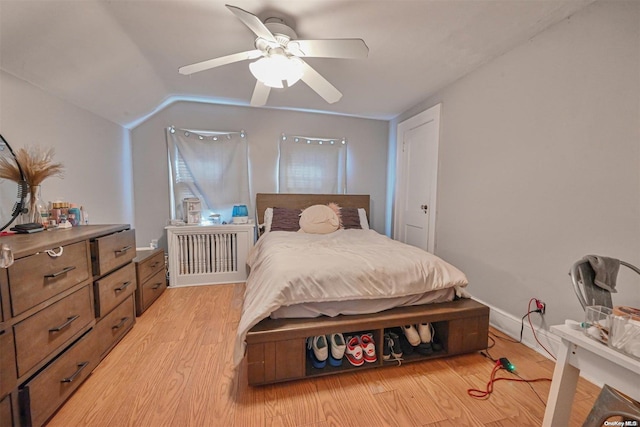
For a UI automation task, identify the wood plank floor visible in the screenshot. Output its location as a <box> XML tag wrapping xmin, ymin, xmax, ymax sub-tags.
<box><xmin>47</xmin><ymin>284</ymin><xmax>600</xmax><ymax>426</ymax></box>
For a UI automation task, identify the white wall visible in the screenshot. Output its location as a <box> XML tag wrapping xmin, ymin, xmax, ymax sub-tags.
<box><xmin>131</xmin><ymin>101</ymin><xmax>389</xmax><ymax>248</ymax></box>
<box><xmin>393</xmin><ymin>1</ymin><xmax>640</xmax><ymax>329</ymax></box>
<box><xmin>0</xmin><ymin>70</ymin><xmax>134</xmax><ymax>226</ymax></box>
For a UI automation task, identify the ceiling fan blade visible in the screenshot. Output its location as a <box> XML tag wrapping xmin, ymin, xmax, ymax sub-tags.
<box><xmin>251</xmin><ymin>80</ymin><xmax>271</xmax><ymax>106</ymax></box>
<box><xmin>299</xmin><ymin>60</ymin><xmax>342</xmax><ymax>104</ymax></box>
<box><xmin>288</xmin><ymin>39</ymin><xmax>369</xmax><ymax>59</ymax></box>
<box><xmin>178</xmin><ymin>50</ymin><xmax>262</xmax><ymax>75</ymax></box>
<box><xmin>226</xmin><ymin>4</ymin><xmax>277</xmax><ymax>43</ymax></box>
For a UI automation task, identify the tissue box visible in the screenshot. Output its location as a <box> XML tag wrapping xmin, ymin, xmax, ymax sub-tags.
<box><xmin>584</xmin><ymin>305</ymin><xmax>612</xmax><ymax>344</ymax></box>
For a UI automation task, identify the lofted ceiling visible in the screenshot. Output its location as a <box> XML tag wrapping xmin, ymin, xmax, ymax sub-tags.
<box><xmin>0</xmin><ymin>0</ymin><xmax>594</xmax><ymax>129</ymax></box>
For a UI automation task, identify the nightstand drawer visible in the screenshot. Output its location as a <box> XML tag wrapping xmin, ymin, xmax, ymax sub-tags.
<box><xmin>136</xmin><ymin>250</ymin><xmax>164</xmax><ymax>284</ymax></box>
<box><xmin>14</xmin><ymin>286</ymin><xmax>94</xmax><ymax>377</ymax></box>
<box><xmin>20</xmin><ymin>329</ymin><xmax>97</xmax><ymax>427</ymax></box>
<box><xmin>91</xmin><ymin>229</ymin><xmax>136</xmax><ymax>276</ymax></box>
<box><xmin>94</xmin><ymin>263</ymin><xmax>136</xmax><ymax>318</ymax></box>
<box><xmin>8</xmin><ymin>241</ymin><xmax>91</xmax><ymax>317</ymax></box>
<box><xmin>137</xmin><ymin>268</ymin><xmax>167</xmax><ymax>315</ymax></box>
<box><xmin>95</xmin><ymin>295</ymin><xmax>135</xmax><ymax>358</ymax></box>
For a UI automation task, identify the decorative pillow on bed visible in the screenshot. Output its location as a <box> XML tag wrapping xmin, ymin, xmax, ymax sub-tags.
<box><xmin>339</xmin><ymin>207</ymin><xmax>363</xmax><ymax>229</ymax></box>
<box><xmin>270</xmin><ymin>207</ymin><xmax>302</xmax><ymax>232</ymax></box>
<box><xmin>299</xmin><ymin>204</ymin><xmax>340</xmax><ymax>234</ymax></box>
<box><xmin>325</xmin><ymin>203</ymin><xmax>369</xmax><ymax>230</ymax></box>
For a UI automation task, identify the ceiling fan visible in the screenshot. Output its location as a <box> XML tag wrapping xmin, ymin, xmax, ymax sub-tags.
<box><xmin>178</xmin><ymin>4</ymin><xmax>368</xmax><ymax>106</ymax></box>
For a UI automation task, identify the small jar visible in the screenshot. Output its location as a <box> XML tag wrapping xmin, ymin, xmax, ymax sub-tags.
<box><xmin>209</xmin><ymin>213</ymin><xmax>221</xmax><ymax>225</ymax></box>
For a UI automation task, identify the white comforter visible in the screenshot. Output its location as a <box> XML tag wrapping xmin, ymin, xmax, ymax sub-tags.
<box><xmin>233</xmin><ymin>229</ymin><xmax>469</xmax><ymax>365</ymax></box>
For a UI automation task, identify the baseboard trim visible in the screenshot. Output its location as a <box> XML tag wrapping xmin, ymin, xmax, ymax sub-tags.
<box><xmin>474</xmin><ymin>297</ymin><xmax>560</xmax><ymax>358</ymax></box>
<box><xmin>475</xmin><ymin>297</ymin><xmax>605</xmax><ymax>388</ymax></box>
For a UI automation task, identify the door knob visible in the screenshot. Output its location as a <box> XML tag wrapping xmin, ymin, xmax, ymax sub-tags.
<box><xmin>420</xmin><ymin>204</ymin><xmax>428</xmax><ymax>212</ymax></box>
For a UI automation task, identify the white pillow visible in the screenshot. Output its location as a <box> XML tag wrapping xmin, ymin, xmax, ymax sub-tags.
<box><xmin>261</xmin><ymin>208</ymin><xmax>273</xmax><ymax>233</ymax></box>
<box><xmin>358</xmin><ymin>208</ymin><xmax>370</xmax><ymax>230</ymax></box>
<box><xmin>299</xmin><ymin>204</ymin><xmax>340</xmax><ymax>234</ymax></box>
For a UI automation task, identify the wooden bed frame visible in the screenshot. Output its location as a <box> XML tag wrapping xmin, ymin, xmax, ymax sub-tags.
<box><xmin>245</xmin><ymin>193</ymin><xmax>489</xmax><ymax>385</ymax></box>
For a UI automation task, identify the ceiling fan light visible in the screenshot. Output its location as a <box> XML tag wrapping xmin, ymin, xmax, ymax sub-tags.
<box><xmin>285</xmin><ymin>56</ymin><xmax>304</xmax><ymax>87</ymax></box>
<box><xmin>249</xmin><ymin>55</ymin><xmax>304</xmax><ymax>88</ymax></box>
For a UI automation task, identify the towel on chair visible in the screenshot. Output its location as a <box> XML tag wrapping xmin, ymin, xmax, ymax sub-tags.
<box><xmin>585</xmin><ymin>255</ymin><xmax>620</xmax><ymax>293</ymax></box>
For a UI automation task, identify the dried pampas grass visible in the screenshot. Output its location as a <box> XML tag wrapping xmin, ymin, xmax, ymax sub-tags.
<box><xmin>0</xmin><ymin>146</ymin><xmax>64</xmax><ymax>223</ymax></box>
<box><xmin>0</xmin><ymin>146</ymin><xmax>64</xmax><ymax>186</ymax></box>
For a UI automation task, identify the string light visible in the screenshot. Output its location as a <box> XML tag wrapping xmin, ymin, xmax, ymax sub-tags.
<box><xmin>168</xmin><ymin>127</ymin><xmax>247</xmax><ymax>141</ymax></box>
<box><xmin>281</xmin><ymin>134</ymin><xmax>347</xmax><ymax>146</ymax></box>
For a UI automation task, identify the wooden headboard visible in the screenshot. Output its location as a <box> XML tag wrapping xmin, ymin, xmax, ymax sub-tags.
<box><xmin>255</xmin><ymin>193</ymin><xmax>370</xmax><ymax>225</ymax></box>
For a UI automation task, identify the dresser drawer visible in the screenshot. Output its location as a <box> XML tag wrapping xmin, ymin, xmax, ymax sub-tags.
<box><xmin>137</xmin><ymin>268</ymin><xmax>167</xmax><ymax>315</ymax></box>
<box><xmin>13</xmin><ymin>286</ymin><xmax>94</xmax><ymax>377</ymax></box>
<box><xmin>20</xmin><ymin>329</ymin><xmax>97</xmax><ymax>427</ymax></box>
<box><xmin>0</xmin><ymin>326</ymin><xmax>16</xmax><ymax>398</ymax></box>
<box><xmin>94</xmin><ymin>263</ymin><xmax>136</xmax><ymax>318</ymax></box>
<box><xmin>95</xmin><ymin>295</ymin><xmax>135</xmax><ymax>358</ymax></box>
<box><xmin>8</xmin><ymin>241</ymin><xmax>91</xmax><ymax>317</ymax></box>
<box><xmin>91</xmin><ymin>229</ymin><xmax>136</xmax><ymax>276</ymax></box>
<box><xmin>0</xmin><ymin>393</ymin><xmax>13</xmax><ymax>427</ymax></box>
<box><xmin>136</xmin><ymin>250</ymin><xmax>164</xmax><ymax>284</ymax></box>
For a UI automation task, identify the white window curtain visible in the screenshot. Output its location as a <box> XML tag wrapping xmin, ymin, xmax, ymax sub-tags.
<box><xmin>278</xmin><ymin>134</ymin><xmax>347</xmax><ymax>194</ymax></box>
<box><xmin>166</xmin><ymin>127</ymin><xmax>251</xmax><ymax>222</ymax></box>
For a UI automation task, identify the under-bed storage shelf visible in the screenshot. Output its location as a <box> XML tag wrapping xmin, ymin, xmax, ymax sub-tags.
<box><xmin>245</xmin><ymin>298</ymin><xmax>489</xmax><ymax>385</ymax></box>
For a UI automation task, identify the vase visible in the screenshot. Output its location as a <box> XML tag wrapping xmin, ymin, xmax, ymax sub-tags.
<box><xmin>28</xmin><ymin>185</ymin><xmax>47</xmax><ymax>225</ymax></box>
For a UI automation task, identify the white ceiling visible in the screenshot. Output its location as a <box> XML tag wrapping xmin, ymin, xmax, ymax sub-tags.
<box><xmin>0</xmin><ymin>0</ymin><xmax>594</xmax><ymax>129</ymax></box>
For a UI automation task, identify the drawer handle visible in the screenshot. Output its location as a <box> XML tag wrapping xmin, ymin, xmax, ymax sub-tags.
<box><xmin>44</xmin><ymin>266</ymin><xmax>76</xmax><ymax>278</ymax></box>
<box><xmin>61</xmin><ymin>362</ymin><xmax>89</xmax><ymax>383</ymax></box>
<box><xmin>112</xmin><ymin>317</ymin><xmax>129</xmax><ymax>330</ymax></box>
<box><xmin>115</xmin><ymin>245</ymin><xmax>133</xmax><ymax>254</ymax></box>
<box><xmin>151</xmin><ymin>282</ymin><xmax>163</xmax><ymax>290</ymax></box>
<box><xmin>114</xmin><ymin>281</ymin><xmax>133</xmax><ymax>292</ymax></box>
<box><xmin>150</xmin><ymin>262</ymin><xmax>160</xmax><ymax>268</ymax></box>
<box><xmin>49</xmin><ymin>315</ymin><xmax>80</xmax><ymax>332</ymax></box>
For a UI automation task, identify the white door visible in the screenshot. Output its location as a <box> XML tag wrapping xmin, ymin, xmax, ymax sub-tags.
<box><xmin>394</xmin><ymin>104</ymin><xmax>440</xmax><ymax>252</ymax></box>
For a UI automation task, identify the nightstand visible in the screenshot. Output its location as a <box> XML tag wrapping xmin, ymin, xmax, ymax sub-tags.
<box><xmin>133</xmin><ymin>248</ymin><xmax>167</xmax><ymax>316</ymax></box>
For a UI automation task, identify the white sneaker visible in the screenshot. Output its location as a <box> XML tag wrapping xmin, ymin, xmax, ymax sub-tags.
<box><xmin>327</xmin><ymin>333</ymin><xmax>346</xmax><ymax>366</ymax></box>
<box><xmin>308</xmin><ymin>335</ymin><xmax>328</xmax><ymax>361</ymax></box>
<box><xmin>402</xmin><ymin>325</ymin><xmax>421</xmax><ymax>346</ymax></box>
<box><xmin>418</xmin><ymin>323</ymin><xmax>432</xmax><ymax>343</ymax></box>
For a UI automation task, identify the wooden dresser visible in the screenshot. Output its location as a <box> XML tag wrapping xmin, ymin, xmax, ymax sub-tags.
<box><xmin>133</xmin><ymin>248</ymin><xmax>167</xmax><ymax>316</ymax></box>
<box><xmin>0</xmin><ymin>225</ymin><xmax>136</xmax><ymax>427</ymax></box>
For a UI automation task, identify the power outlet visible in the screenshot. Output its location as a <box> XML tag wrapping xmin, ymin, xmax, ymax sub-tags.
<box><xmin>535</xmin><ymin>299</ymin><xmax>546</xmax><ymax>315</ymax></box>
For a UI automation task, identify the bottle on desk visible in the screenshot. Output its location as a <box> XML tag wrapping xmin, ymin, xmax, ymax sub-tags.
<box><xmin>68</xmin><ymin>204</ymin><xmax>81</xmax><ymax>226</ymax></box>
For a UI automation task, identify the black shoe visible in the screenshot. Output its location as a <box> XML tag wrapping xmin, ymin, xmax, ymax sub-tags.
<box><xmin>416</xmin><ymin>342</ymin><xmax>433</xmax><ymax>356</ymax></box>
<box><xmin>383</xmin><ymin>333</ymin><xmax>391</xmax><ymax>360</ymax></box>
<box><xmin>387</xmin><ymin>332</ymin><xmax>403</xmax><ymax>359</ymax></box>
<box><xmin>397</xmin><ymin>331</ymin><xmax>414</xmax><ymax>355</ymax></box>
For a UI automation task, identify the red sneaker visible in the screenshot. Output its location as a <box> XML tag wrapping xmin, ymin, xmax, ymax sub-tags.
<box><xmin>345</xmin><ymin>335</ymin><xmax>365</xmax><ymax>366</ymax></box>
<box><xmin>360</xmin><ymin>334</ymin><xmax>377</xmax><ymax>363</ymax></box>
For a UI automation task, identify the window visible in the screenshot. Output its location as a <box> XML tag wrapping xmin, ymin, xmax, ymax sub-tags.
<box><xmin>278</xmin><ymin>134</ymin><xmax>347</xmax><ymax>194</ymax></box>
<box><xmin>166</xmin><ymin>127</ymin><xmax>250</xmax><ymax>222</ymax></box>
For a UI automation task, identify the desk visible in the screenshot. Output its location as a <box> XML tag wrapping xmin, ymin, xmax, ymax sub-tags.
<box><xmin>542</xmin><ymin>324</ymin><xmax>640</xmax><ymax>426</ymax></box>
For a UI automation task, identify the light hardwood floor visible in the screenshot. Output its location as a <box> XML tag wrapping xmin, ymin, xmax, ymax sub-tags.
<box><xmin>47</xmin><ymin>284</ymin><xmax>599</xmax><ymax>426</ymax></box>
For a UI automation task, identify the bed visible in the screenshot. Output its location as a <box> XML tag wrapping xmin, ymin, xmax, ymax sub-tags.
<box><xmin>236</xmin><ymin>193</ymin><xmax>489</xmax><ymax>385</ymax></box>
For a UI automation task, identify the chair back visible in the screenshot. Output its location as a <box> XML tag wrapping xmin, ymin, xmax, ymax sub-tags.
<box><xmin>570</xmin><ymin>259</ymin><xmax>613</xmax><ymax>310</ymax></box>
